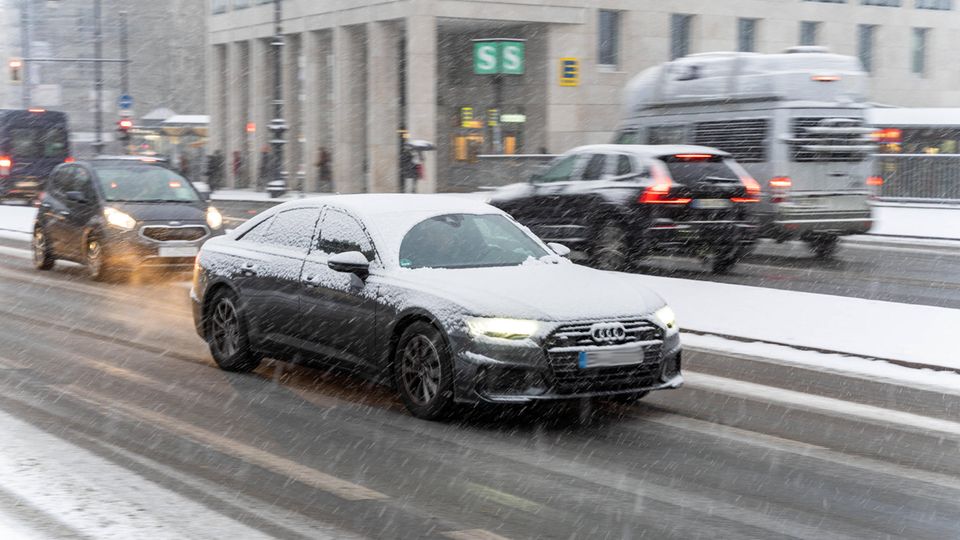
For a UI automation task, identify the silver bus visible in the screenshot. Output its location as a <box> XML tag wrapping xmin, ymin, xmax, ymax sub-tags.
<box><xmin>614</xmin><ymin>47</ymin><xmax>875</xmax><ymax>257</ymax></box>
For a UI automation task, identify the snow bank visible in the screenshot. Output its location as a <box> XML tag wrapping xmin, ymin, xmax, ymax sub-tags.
<box><xmin>637</xmin><ymin>274</ymin><xmax>960</xmax><ymax>370</ymax></box>
<box><xmin>871</xmin><ymin>203</ymin><xmax>960</xmax><ymax>240</ymax></box>
<box><xmin>0</xmin><ymin>205</ymin><xmax>35</xmax><ymax>242</ymax></box>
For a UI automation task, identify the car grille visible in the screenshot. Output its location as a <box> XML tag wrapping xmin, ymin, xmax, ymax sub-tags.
<box><xmin>544</xmin><ymin>318</ymin><xmax>664</xmax><ymax>394</ymax></box>
<box><xmin>141</xmin><ymin>226</ymin><xmax>207</xmax><ymax>242</ymax></box>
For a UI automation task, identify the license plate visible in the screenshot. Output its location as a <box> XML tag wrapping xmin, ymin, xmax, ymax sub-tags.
<box><xmin>15</xmin><ymin>180</ymin><xmax>37</xmax><ymax>188</ymax></box>
<box><xmin>158</xmin><ymin>246</ymin><xmax>198</xmax><ymax>258</ymax></box>
<box><xmin>578</xmin><ymin>345</ymin><xmax>646</xmax><ymax>368</ymax></box>
<box><xmin>795</xmin><ymin>197</ymin><xmax>823</xmax><ymax>207</ymax></box>
<box><xmin>692</xmin><ymin>199</ymin><xmax>731</xmax><ymax>210</ymax></box>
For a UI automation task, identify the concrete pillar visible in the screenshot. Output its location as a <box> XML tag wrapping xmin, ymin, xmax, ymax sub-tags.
<box><xmin>250</xmin><ymin>38</ymin><xmax>272</xmax><ymax>190</ymax></box>
<box><xmin>332</xmin><ymin>26</ymin><xmax>366</xmax><ymax>193</ymax></box>
<box><xmin>405</xmin><ymin>14</ymin><xmax>437</xmax><ymax>193</ymax></box>
<box><xmin>225</xmin><ymin>42</ymin><xmax>246</xmax><ymax>188</ymax></box>
<box><xmin>367</xmin><ymin>21</ymin><xmax>401</xmax><ymax>193</ymax></box>
<box><xmin>208</xmin><ymin>44</ymin><xmax>226</xmax><ymax>154</ymax></box>
<box><xmin>544</xmin><ymin>24</ymin><xmax>589</xmax><ymax>153</ymax></box>
<box><xmin>283</xmin><ymin>33</ymin><xmax>302</xmax><ymax>191</ymax></box>
<box><xmin>302</xmin><ymin>30</ymin><xmax>321</xmax><ymax>193</ymax></box>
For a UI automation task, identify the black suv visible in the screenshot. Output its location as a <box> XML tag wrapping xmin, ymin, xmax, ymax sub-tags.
<box><xmin>32</xmin><ymin>156</ymin><xmax>225</xmax><ymax>280</ymax></box>
<box><xmin>488</xmin><ymin>144</ymin><xmax>760</xmax><ymax>273</ymax></box>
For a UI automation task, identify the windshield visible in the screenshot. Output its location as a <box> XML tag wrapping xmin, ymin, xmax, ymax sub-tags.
<box><xmin>8</xmin><ymin>126</ymin><xmax>68</xmax><ymax>159</ymax></box>
<box><xmin>95</xmin><ymin>165</ymin><xmax>200</xmax><ymax>202</ymax></box>
<box><xmin>399</xmin><ymin>214</ymin><xmax>548</xmax><ymax>269</ymax></box>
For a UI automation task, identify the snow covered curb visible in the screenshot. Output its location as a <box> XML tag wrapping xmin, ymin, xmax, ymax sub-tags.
<box><xmin>0</xmin><ymin>206</ymin><xmax>35</xmax><ymax>242</ymax></box>
<box><xmin>638</xmin><ymin>274</ymin><xmax>960</xmax><ymax>371</ymax></box>
<box><xmin>869</xmin><ymin>203</ymin><xmax>960</xmax><ymax>240</ymax></box>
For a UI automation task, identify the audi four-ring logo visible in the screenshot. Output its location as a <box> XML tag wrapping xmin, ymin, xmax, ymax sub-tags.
<box><xmin>590</xmin><ymin>322</ymin><xmax>627</xmax><ymax>344</ymax></box>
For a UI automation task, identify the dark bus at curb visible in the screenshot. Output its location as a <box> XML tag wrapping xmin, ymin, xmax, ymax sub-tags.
<box><xmin>0</xmin><ymin>108</ymin><xmax>71</xmax><ymax>203</ymax></box>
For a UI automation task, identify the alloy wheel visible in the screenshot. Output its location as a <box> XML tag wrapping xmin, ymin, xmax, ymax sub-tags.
<box><xmin>33</xmin><ymin>228</ymin><xmax>50</xmax><ymax>269</ymax></box>
<box><xmin>595</xmin><ymin>224</ymin><xmax>629</xmax><ymax>271</ymax></box>
<box><xmin>400</xmin><ymin>334</ymin><xmax>442</xmax><ymax>406</ymax></box>
<box><xmin>86</xmin><ymin>238</ymin><xmax>103</xmax><ymax>277</ymax></box>
<box><xmin>210</xmin><ymin>297</ymin><xmax>241</xmax><ymax>359</ymax></box>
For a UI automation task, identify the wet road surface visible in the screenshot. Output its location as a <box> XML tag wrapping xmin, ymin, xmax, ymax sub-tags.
<box><xmin>0</xmin><ymin>242</ymin><xmax>958</xmax><ymax>538</ymax></box>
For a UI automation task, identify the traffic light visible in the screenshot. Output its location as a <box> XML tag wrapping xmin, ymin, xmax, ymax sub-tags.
<box><xmin>117</xmin><ymin>118</ymin><xmax>133</xmax><ymax>132</ymax></box>
<box><xmin>8</xmin><ymin>58</ymin><xmax>22</xmax><ymax>84</ymax></box>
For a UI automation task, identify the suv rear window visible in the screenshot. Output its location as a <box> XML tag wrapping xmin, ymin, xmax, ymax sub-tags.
<box><xmin>661</xmin><ymin>156</ymin><xmax>739</xmax><ymax>185</ymax></box>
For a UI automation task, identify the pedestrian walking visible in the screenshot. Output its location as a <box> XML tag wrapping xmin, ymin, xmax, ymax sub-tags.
<box><xmin>257</xmin><ymin>145</ymin><xmax>272</xmax><ymax>191</ymax></box>
<box><xmin>206</xmin><ymin>150</ymin><xmax>225</xmax><ymax>193</ymax></box>
<box><xmin>316</xmin><ymin>146</ymin><xmax>331</xmax><ymax>192</ymax></box>
<box><xmin>232</xmin><ymin>150</ymin><xmax>242</xmax><ymax>187</ymax></box>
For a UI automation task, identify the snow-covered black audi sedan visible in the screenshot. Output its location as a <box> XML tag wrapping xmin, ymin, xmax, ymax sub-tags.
<box><xmin>191</xmin><ymin>194</ymin><xmax>682</xmax><ymax>419</ymax></box>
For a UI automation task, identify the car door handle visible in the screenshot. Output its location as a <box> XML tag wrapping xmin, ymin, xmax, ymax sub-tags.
<box><xmin>40</xmin><ymin>202</ymin><xmax>51</xmax><ymax>208</ymax></box>
<box><xmin>240</xmin><ymin>263</ymin><xmax>258</xmax><ymax>277</ymax></box>
<box><xmin>303</xmin><ymin>275</ymin><xmax>321</xmax><ymax>287</ymax></box>
<box><xmin>58</xmin><ymin>210</ymin><xmax>71</xmax><ymax>216</ymax></box>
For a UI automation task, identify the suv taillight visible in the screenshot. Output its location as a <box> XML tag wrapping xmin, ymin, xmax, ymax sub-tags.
<box><xmin>732</xmin><ymin>176</ymin><xmax>761</xmax><ymax>203</ymax></box>
<box><xmin>769</xmin><ymin>176</ymin><xmax>791</xmax><ymax>204</ymax></box>
<box><xmin>0</xmin><ymin>156</ymin><xmax>11</xmax><ymax>177</ymax></box>
<box><xmin>638</xmin><ymin>163</ymin><xmax>691</xmax><ymax>205</ymax></box>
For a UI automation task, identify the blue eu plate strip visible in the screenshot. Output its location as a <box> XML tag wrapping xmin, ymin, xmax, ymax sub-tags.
<box><xmin>578</xmin><ymin>351</ymin><xmax>588</xmax><ymax>369</ymax></box>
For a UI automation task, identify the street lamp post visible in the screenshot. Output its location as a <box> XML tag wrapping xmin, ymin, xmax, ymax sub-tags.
<box><xmin>92</xmin><ymin>0</ymin><xmax>104</xmax><ymax>155</ymax></box>
<box><xmin>266</xmin><ymin>0</ymin><xmax>287</xmax><ymax>196</ymax></box>
<box><xmin>19</xmin><ymin>0</ymin><xmax>31</xmax><ymax>107</ymax></box>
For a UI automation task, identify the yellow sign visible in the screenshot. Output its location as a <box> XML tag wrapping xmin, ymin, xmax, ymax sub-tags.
<box><xmin>559</xmin><ymin>57</ymin><xmax>579</xmax><ymax>87</ymax></box>
<box><xmin>461</xmin><ymin>120</ymin><xmax>483</xmax><ymax>129</ymax></box>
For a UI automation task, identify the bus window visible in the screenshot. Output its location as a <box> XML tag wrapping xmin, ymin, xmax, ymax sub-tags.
<box><xmin>649</xmin><ymin>125</ymin><xmax>687</xmax><ymax>145</ymax></box>
<box><xmin>615</xmin><ymin>130</ymin><xmax>641</xmax><ymax>144</ymax></box>
<box><xmin>9</xmin><ymin>127</ymin><xmax>69</xmax><ymax>159</ymax></box>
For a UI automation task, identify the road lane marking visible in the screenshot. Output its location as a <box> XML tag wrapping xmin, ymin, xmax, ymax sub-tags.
<box><xmin>443</xmin><ymin>529</ymin><xmax>512</xmax><ymax>540</ymax></box>
<box><xmin>684</xmin><ymin>372</ymin><xmax>960</xmax><ymax>440</ymax></box>
<box><xmin>463</xmin><ymin>482</ymin><xmax>543</xmax><ymax>514</ymax></box>
<box><xmin>628</xmin><ymin>407</ymin><xmax>960</xmax><ymax>494</ymax></box>
<box><xmin>60</xmin><ymin>384</ymin><xmax>390</xmax><ymax>502</ymax></box>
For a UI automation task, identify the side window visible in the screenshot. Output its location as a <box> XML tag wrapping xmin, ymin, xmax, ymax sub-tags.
<box><xmin>615</xmin><ymin>130</ymin><xmax>641</xmax><ymax>144</ymax></box>
<box><xmin>581</xmin><ymin>154</ymin><xmax>608</xmax><ymax>181</ymax></box>
<box><xmin>616</xmin><ymin>155</ymin><xmax>633</xmax><ymax>176</ymax></box>
<box><xmin>238</xmin><ymin>215</ymin><xmax>275</xmax><ymax>243</ymax></box>
<box><xmin>537</xmin><ymin>154</ymin><xmax>578</xmax><ymax>183</ymax></box>
<box><xmin>317</xmin><ymin>209</ymin><xmax>375</xmax><ymax>259</ymax></box>
<box><xmin>53</xmin><ymin>166</ymin><xmax>74</xmax><ymax>194</ymax></box>
<box><xmin>649</xmin><ymin>125</ymin><xmax>687</xmax><ymax>145</ymax></box>
<box><xmin>74</xmin><ymin>168</ymin><xmax>96</xmax><ymax>201</ymax></box>
<box><xmin>261</xmin><ymin>208</ymin><xmax>322</xmax><ymax>252</ymax></box>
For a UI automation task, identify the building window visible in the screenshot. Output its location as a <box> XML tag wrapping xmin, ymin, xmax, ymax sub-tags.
<box><xmin>912</xmin><ymin>27</ymin><xmax>929</xmax><ymax>75</ymax></box>
<box><xmin>233</xmin><ymin>0</ymin><xmax>250</xmax><ymax>8</ymax></box>
<box><xmin>802</xmin><ymin>0</ymin><xmax>845</xmax><ymax>3</ymax></box>
<box><xmin>862</xmin><ymin>0</ymin><xmax>901</xmax><ymax>5</ymax></box>
<box><xmin>737</xmin><ymin>19</ymin><xmax>758</xmax><ymax>52</ymax></box>
<box><xmin>916</xmin><ymin>0</ymin><xmax>952</xmax><ymax>9</ymax></box>
<box><xmin>799</xmin><ymin>21</ymin><xmax>820</xmax><ymax>45</ymax></box>
<box><xmin>212</xmin><ymin>0</ymin><xmax>228</xmax><ymax>14</ymax></box>
<box><xmin>598</xmin><ymin>10</ymin><xmax>620</xmax><ymax>67</ymax></box>
<box><xmin>857</xmin><ymin>24</ymin><xmax>876</xmax><ymax>72</ymax></box>
<box><xmin>671</xmin><ymin>14</ymin><xmax>693</xmax><ymax>59</ymax></box>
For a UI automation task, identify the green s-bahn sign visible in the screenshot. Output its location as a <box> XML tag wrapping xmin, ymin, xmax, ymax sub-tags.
<box><xmin>473</xmin><ymin>39</ymin><xmax>525</xmax><ymax>75</ymax></box>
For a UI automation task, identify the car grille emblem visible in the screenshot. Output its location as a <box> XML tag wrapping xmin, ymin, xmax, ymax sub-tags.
<box><xmin>590</xmin><ymin>322</ymin><xmax>627</xmax><ymax>344</ymax></box>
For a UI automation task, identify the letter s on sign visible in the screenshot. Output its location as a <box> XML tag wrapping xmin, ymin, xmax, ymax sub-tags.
<box><xmin>502</xmin><ymin>45</ymin><xmax>520</xmax><ymax>71</ymax></box>
<box><xmin>477</xmin><ymin>44</ymin><xmax>498</xmax><ymax>72</ymax></box>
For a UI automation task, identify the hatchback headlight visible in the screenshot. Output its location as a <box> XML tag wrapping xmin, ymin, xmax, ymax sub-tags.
<box><xmin>103</xmin><ymin>207</ymin><xmax>136</xmax><ymax>230</ymax></box>
<box><xmin>655</xmin><ymin>306</ymin><xmax>677</xmax><ymax>330</ymax></box>
<box><xmin>466</xmin><ymin>317</ymin><xmax>539</xmax><ymax>340</ymax></box>
<box><xmin>206</xmin><ymin>206</ymin><xmax>223</xmax><ymax>229</ymax></box>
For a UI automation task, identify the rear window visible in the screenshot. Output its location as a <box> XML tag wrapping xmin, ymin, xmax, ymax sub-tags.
<box><xmin>661</xmin><ymin>156</ymin><xmax>740</xmax><ymax>184</ymax></box>
<box><xmin>8</xmin><ymin>127</ymin><xmax>69</xmax><ymax>159</ymax></box>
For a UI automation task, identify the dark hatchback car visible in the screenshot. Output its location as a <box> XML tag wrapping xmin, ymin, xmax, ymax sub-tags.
<box><xmin>191</xmin><ymin>195</ymin><xmax>681</xmax><ymax>420</ymax></box>
<box><xmin>489</xmin><ymin>144</ymin><xmax>761</xmax><ymax>273</ymax></box>
<box><xmin>32</xmin><ymin>156</ymin><xmax>225</xmax><ymax>280</ymax></box>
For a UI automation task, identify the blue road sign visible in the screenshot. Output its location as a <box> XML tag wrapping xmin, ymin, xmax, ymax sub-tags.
<box><xmin>118</xmin><ymin>94</ymin><xmax>133</xmax><ymax>110</ymax></box>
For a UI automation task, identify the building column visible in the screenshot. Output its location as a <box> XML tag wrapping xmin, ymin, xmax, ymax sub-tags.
<box><xmin>208</xmin><ymin>44</ymin><xmax>226</xmax><ymax>155</ymax></box>
<box><xmin>367</xmin><ymin>21</ymin><xmax>401</xmax><ymax>193</ymax></box>
<box><xmin>250</xmin><ymin>38</ymin><xmax>272</xmax><ymax>190</ymax></box>
<box><xmin>544</xmin><ymin>23</ymin><xmax>588</xmax><ymax>153</ymax></box>
<box><xmin>405</xmin><ymin>14</ymin><xmax>437</xmax><ymax>193</ymax></box>
<box><xmin>302</xmin><ymin>30</ymin><xmax>321</xmax><ymax>193</ymax></box>
<box><xmin>332</xmin><ymin>25</ymin><xmax>366</xmax><ymax>193</ymax></box>
<box><xmin>283</xmin><ymin>33</ymin><xmax>302</xmax><ymax>191</ymax></box>
<box><xmin>226</xmin><ymin>41</ymin><xmax>246</xmax><ymax>188</ymax></box>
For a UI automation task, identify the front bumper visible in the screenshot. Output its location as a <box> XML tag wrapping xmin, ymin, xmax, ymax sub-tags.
<box><xmin>451</xmin><ymin>327</ymin><xmax>683</xmax><ymax>404</ymax></box>
<box><xmin>101</xmin><ymin>223</ymin><xmax>219</xmax><ymax>271</ymax></box>
<box><xmin>0</xmin><ymin>177</ymin><xmax>42</xmax><ymax>201</ymax></box>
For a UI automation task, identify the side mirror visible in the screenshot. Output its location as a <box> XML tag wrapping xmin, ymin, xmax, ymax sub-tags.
<box><xmin>529</xmin><ymin>173</ymin><xmax>542</xmax><ymax>184</ymax></box>
<box><xmin>547</xmin><ymin>242</ymin><xmax>571</xmax><ymax>257</ymax></box>
<box><xmin>65</xmin><ymin>191</ymin><xmax>86</xmax><ymax>204</ymax></box>
<box><xmin>328</xmin><ymin>251</ymin><xmax>370</xmax><ymax>277</ymax></box>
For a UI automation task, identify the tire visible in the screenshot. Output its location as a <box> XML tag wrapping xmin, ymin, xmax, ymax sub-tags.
<box><xmin>206</xmin><ymin>291</ymin><xmax>261</xmax><ymax>373</ymax></box>
<box><xmin>710</xmin><ymin>244</ymin><xmax>740</xmax><ymax>274</ymax></box>
<box><xmin>394</xmin><ymin>322</ymin><xmax>455</xmax><ymax>420</ymax></box>
<box><xmin>32</xmin><ymin>225</ymin><xmax>55</xmax><ymax>270</ymax></box>
<box><xmin>592</xmin><ymin>222</ymin><xmax>633</xmax><ymax>272</ymax></box>
<box><xmin>84</xmin><ymin>234</ymin><xmax>116</xmax><ymax>282</ymax></box>
<box><xmin>810</xmin><ymin>235</ymin><xmax>839</xmax><ymax>259</ymax></box>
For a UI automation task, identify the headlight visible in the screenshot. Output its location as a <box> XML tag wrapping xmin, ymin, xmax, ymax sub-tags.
<box><xmin>655</xmin><ymin>306</ymin><xmax>677</xmax><ymax>330</ymax></box>
<box><xmin>103</xmin><ymin>207</ymin><xmax>136</xmax><ymax>230</ymax></box>
<box><xmin>206</xmin><ymin>206</ymin><xmax>223</xmax><ymax>229</ymax></box>
<box><xmin>466</xmin><ymin>317</ymin><xmax>539</xmax><ymax>340</ymax></box>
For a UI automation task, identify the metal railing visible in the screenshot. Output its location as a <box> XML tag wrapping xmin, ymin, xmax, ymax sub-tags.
<box><xmin>874</xmin><ymin>154</ymin><xmax>960</xmax><ymax>202</ymax></box>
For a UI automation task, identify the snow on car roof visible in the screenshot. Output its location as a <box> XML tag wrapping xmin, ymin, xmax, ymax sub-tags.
<box><xmin>271</xmin><ymin>194</ymin><xmax>519</xmax><ymax>268</ymax></box>
<box><xmin>565</xmin><ymin>144</ymin><xmax>731</xmax><ymax>158</ymax></box>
